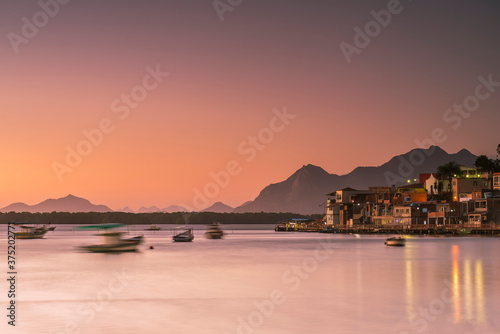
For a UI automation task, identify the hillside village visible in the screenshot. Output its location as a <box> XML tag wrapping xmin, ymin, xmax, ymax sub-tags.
<box><xmin>323</xmin><ymin>166</ymin><xmax>500</xmax><ymax>233</ymax></box>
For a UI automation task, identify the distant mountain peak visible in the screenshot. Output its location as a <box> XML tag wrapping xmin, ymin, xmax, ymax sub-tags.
<box><xmin>234</xmin><ymin>146</ymin><xmax>478</xmax><ymax>214</ymax></box>
<box><xmin>0</xmin><ymin>195</ymin><xmax>112</xmax><ymax>213</ymax></box>
<box><xmin>202</xmin><ymin>202</ymin><xmax>234</xmax><ymax>213</ymax></box>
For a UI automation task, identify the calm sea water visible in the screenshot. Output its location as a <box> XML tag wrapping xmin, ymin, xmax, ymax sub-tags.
<box><xmin>1</xmin><ymin>224</ymin><xmax>499</xmax><ymax>334</ymax></box>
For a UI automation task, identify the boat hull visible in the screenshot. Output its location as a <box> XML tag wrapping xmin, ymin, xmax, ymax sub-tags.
<box><xmin>205</xmin><ymin>231</ymin><xmax>224</xmax><ymax>239</ymax></box>
<box><xmin>80</xmin><ymin>236</ymin><xmax>144</xmax><ymax>253</ymax></box>
<box><xmin>173</xmin><ymin>235</ymin><xmax>194</xmax><ymax>242</ymax></box>
<box><xmin>15</xmin><ymin>232</ymin><xmax>47</xmax><ymax>239</ymax></box>
<box><xmin>385</xmin><ymin>238</ymin><xmax>406</xmax><ymax>246</ymax></box>
<box><xmin>80</xmin><ymin>243</ymin><xmax>140</xmax><ymax>252</ymax></box>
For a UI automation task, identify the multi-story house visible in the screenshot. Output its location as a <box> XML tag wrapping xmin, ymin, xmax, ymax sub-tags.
<box><xmin>393</xmin><ymin>203</ymin><xmax>433</xmax><ymax>226</ymax></box>
<box><xmin>393</xmin><ymin>184</ymin><xmax>427</xmax><ymax>204</ymax></box>
<box><xmin>494</xmin><ymin>172</ymin><xmax>500</xmax><ymax>190</ymax></box>
<box><xmin>452</xmin><ymin>177</ymin><xmax>491</xmax><ymax>202</ymax></box>
<box><xmin>326</xmin><ymin>188</ymin><xmax>376</xmax><ymax>226</ymax></box>
<box><xmin>427</xmin><ymin>202</ymin><xmax>461</xmax><ymax>226</ymax></box>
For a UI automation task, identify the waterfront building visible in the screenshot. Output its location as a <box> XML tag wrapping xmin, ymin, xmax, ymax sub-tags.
<box><xmin>394</xmin><ymin>184</ymin><xmax>427</xmax><ymax>203</ymax></box>
<box><xmin>494</xmin><ymin>172</ymin><xmax>500</xmax><ymax>190</ymax></box>
<box><xmin>452</xmin><ymin>177</ymin><xmax>492</xmax><ymax>202</ymax></box>
<box><xmin>427</xmin><ymin>202</ymin><xmax>461</xmax><ymax>226</ymax></box>
<box><xmin>422</xmin><ymin>173</ymin><xmax>450</xmax><ymax>195</ymax></box>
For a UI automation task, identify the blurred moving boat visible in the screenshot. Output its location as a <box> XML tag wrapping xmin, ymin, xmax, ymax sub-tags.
<box><xmin>42</xmin><ymin>224</ymin><xmax>56</xmax><ymax>231</ymax></box>
<box><xmin>145</xmin><ymin>225</ymin><xmax>161</xmax><ymax>231</ymax></box>
<box><xmin>205</xmin><ymin>222</ymin><xmax>224</xmax><ymax>239</ymax></box>
<box><xmin>77</xmin><ymin>223</ymin><xmax>144</xmax><ymax>253</ymax></box>
<box><xmin>173</xmin><ymin>227</ymin><xmax>194</xmax><ymax>242</ymax></box>
<box><xmin>384</xmin><ymin>236</ymin><xmax>406</xmax><ymax>246</ymax></box>
<box><xmin>14</xmin><ymin>225</ymin><xmax>48</xmax><ymax>239</ymax></box>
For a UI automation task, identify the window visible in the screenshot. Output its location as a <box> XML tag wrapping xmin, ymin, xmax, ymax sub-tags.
<box><xmin>422</xmin><ymin>208</ymin><xmax>427</xmax><ymax>213</ymax></box>
<box><xmin>406</xmin><ymin>209</ymin><xmax>410</xmax><ymax>214</ymax></box>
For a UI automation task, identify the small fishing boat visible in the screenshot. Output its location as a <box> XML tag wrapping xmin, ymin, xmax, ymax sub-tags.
<box><xmin>77</xmin><ymin>223</ymin><xmax>144</xmax><ymax>253</ymax></box>
<box><xmin>173</xmin><ymin>227</ymin><xmax>194</xmax><ymax>242</ymax></box>
<box><xmin>14</xmin><ymin>225</ymin><xmax>48</xmax><ymax>239</ymax></box>
<box><xmin>384</xmin><ymin>236</ymin><xmax>406</xmax><ymax>247</ymax></box>
<box><xmin>205</xmin><ymin>222</ymin><xmax>224</xmax><ymax>239</ymax></box>
<box><xmin>145</xmin><ymin>225</ymin><xmax>161</xmax><ymax>231</ymax></box>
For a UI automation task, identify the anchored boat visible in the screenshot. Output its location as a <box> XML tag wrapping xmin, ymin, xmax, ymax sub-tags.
<box><xmin>384</xmin><ymin>236</ymin><xmax>406</xmax><ymax>247</ymax></box>
<box><xmin>173</xmin><ymin>227</ymin><xmax>194</xmax><ymax>242</ymax></box>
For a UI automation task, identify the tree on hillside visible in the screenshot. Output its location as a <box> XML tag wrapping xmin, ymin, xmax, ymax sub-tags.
<box><xmin>437</xmin><ymin>161</ymin><xmax>461</xmax><ymax>192</ymax></box>
<box><xmin>437</xmin><ymin>161</ymin><xmax>461</xmax><ymax>179</ymax></box>
<box><xmin>474</xmin><ymin>142</ymin><xmax>500</xmax><ymax>176</ymax></box>
<box><xmin>474</xmin><ymin>155</ymin><xmax>496</xmax><ymax>176</ymax></box>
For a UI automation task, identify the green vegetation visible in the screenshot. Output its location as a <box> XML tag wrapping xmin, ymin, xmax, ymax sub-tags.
<box><xmin>0</xmin><ymin>211</ymin><xmax>323</xmax><ymax>225</ymax></box>
<box><xmin>474</xmin><ymin>143</ymin><xmax>500</xmax><ymax>175</ymax></box>
<box><xmin>437</xmin><ymin>161</ymin><xmax>462</xmax><ymax>179</ymax></box>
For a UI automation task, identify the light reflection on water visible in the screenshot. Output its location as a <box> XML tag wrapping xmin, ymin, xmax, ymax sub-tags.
<box><xmin>452</xmin><ymin>244</ymin><xmax>461</xmax><ymax>323</ymax></box>
<box><xmin>0</xmin><ymin>225</ymin><xmax>498</xmax><ymax>334</ymax></box>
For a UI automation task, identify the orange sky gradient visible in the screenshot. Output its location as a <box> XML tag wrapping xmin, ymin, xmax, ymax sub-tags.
<box><xmin>1</xmin><ymin>0</ymin><xmax>499</xmax><ymax>210</ymax></box>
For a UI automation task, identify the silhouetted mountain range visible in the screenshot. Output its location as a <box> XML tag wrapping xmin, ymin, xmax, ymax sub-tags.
<box><xmin>0</xmin><ymin>194</ymin><xmax>112</xmax><ymax>213</ymax></box>
<box><xmin>0</xmin><ymin>146</ymin><xmax>478</xmax><ymax>215</ymax></box>
<box><xmin>233</xmin><ymin>146</ymin><xmax>477</xmax><ymax>214</ymax></box>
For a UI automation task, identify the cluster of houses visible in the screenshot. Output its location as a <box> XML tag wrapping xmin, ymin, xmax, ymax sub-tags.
<box><xmin>325</xmin><ymin>168</ymin><xmax>500</xmax><ymax>228</ymax></box>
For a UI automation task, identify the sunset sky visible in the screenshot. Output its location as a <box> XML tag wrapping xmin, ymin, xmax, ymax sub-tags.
<box><xmin>1</xmin><ymin>0</ymin><xmax>499</xmax><ymax>210</ymax></box>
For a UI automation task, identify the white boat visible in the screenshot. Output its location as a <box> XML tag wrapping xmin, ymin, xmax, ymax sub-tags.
<box><xmin>384</xmin><ymin>236</ymin><xmax>406</xmax><ymax>246</ymax></box>
<box><xmin>205</xmin><ymin>222</ymin><xmax>224</xmax><ymax>239</ymax></box>
<box><xmin>173</xmin><ymin>227</ymin><xmax>194</xmax><ymax>242</ymax></box>
<box><xmin>77</xmin><ymin>223</ymin><xmax>144</xmax><ymax>253</ymax></box>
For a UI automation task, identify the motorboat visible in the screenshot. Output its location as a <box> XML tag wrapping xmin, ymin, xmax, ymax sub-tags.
<box><xmin>145</xmin><ymin>225</ymin><xmax>161</xmax><ymax>231</ymax></box>
<box><xmin>205</xmin><ymin>222</ymin><xmax>224</xmax><ymax>239</ymax></box>
<box><xmin>77</xmin><ymin>223</ymin><xmax>144</xmax><ymax>253</ymax></box>
<box><xmin>173</xmin><ymin>227</ymin><xmax>194</xmax><ymax>242</ymax></box>
<box><xmin>384</xmin><ymin>236</ymin><xmax>406</xmax><ymax>246</ymax></box>
<box><xmin>14</xmin><ymin>225</ymin><xmax>48</xmax><ymax>239</ymax></box>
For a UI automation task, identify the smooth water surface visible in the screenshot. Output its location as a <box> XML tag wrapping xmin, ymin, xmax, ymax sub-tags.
<box><xmin>0</xmin><ymin>224</ymin><xmax>499</xmax><ymax>334</ymax></box>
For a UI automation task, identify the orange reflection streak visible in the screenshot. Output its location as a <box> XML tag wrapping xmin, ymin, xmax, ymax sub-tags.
<box><xmin>405</xmin><ymin>260</ymin><xmax>415</xmax><ymax>319</ymax></box>
<box><xmin>475</xmin><ymin>261</ymin><xmax>486</xmax><ymax>324</ymax></box>
<box><xmin>463</xmin><ymin>260</ymin><xmax>473</xmax><ymax>321</ymax></box>
<box><xmin>405</xmin><ymin>246</ymin><xmax>415</xmax><ymax>320</ymax></box>
<box><xmin>451</xmin><ymin>245</ymin><xmax>461</xmax><ymax>323</ymax></box>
